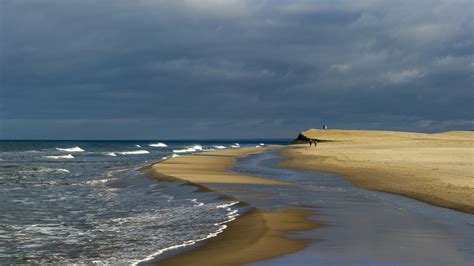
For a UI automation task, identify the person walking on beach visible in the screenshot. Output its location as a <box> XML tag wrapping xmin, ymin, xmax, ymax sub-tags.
<box><xmin>308</xmin><ymin>139</ymin><xmax>317</xmax><ymax>148</ymax></box>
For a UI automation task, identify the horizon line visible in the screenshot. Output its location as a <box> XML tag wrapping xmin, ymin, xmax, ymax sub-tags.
<box><xmin>0</xmin><ymin>138</ymin><xmax>293</xmax><ymax>142</ymax></box>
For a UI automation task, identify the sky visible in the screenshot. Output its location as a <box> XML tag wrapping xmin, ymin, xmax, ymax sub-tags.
<box><xmin>1</xmin><ymin>0</ymin><xmax>473</xmax><ymax>139</ymax></box>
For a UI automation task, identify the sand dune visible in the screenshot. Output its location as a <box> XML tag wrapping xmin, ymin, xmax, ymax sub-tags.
<box><xmin>281</xmin><ymin>129</ymin><xmax>474</xmax><ymax>213</ymax></box>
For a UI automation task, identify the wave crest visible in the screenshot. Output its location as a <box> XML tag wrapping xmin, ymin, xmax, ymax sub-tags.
<box><xmin>173</xmin><ymin>148</ymin><xmax>196</xmax><ymax>153</ymax></box>
<box><xmin>213</xmin><ymin>145</ymin><xmax>226</xmax><ymax>149</ymax></box>
<box><xmin>55</xmin><ymin>146</ymin><xmax>84</xmax><ymax>152</ymax></box>
<box><xmin>20</xmin><ymin>167</ymin><xmax>70</xmax><ymax>174</ymax></box>
<box><xmin>149</xmin><ymin>143</ymin><xmax>167</xmax><ymax>147</ymax></box>
<box><xmin>46</xmin><ymin>154</ymin><xmax>74</xmax><ymax>159</ymax></box>
<box><xmin>117</xmin><ymin>150</ymin><xmax>150</xmax><ymax>155</ymax></box>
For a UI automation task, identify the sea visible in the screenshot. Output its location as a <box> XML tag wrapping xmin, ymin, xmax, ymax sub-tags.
<box><xmin>0</xmin><ymin>140</ymin><xmax>288</xmax><ymax>264</ymax></box>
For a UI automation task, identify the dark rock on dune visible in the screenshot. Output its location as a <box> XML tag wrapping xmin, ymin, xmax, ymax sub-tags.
<box><xmin>291</xmin><ymin>133</ymin><xmax>311</xmax><ymax>144</ymax></box>
<box><xmin>291</xmin><ymin>130</ymin><xmax>337</xmax><ymax>144</ymax></box>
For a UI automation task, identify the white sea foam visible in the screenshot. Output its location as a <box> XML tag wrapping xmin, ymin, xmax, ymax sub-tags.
<box><xmin>213</xmin><ymin>145</ymin><xmax>226</xmax><ymax>149</ymax></box>
<box><xmin>20</xmin><ymin>167</ymin><xmax>70</xmax><ymax>174</ymax></box>
<box><xmin>215</xmin><ymin>201</ymin><xmax>239</xmax><ymax>209</ymax></box>
<box><xmin>191</xmin><ymin>198</ymin><xmax>205</xmax><ymax>207</ymax></box>
<box><xmin>105</xmin><ymin>152</ymin><xmax>117</xmax><ymax>157</ymax></box>
<box><xmin>173</xmin><ymin>145</ymin><xmax>204</xmax><ymax>153</ymax></box>
<box><xmin>55</xmin><ymin>146</ymin><xmax>84</xmax><ymax>152</ymax></box>
<box><xmin>117</xmin><ymin>150</ymin><xmax>150</xmax><ymax>155</ymax></box>
<box><xmin>149</xmin><ymin>142</ymin><xmax>167</xmax><ymax>147</ymax></box>
<box><xmin>259</xmin><ymin>143</ymin><xmax>265</xmax><ymax>146</ymax></box>
<box><xmin>86</xmin><ymin>178</ymin><xmax>115</xmax><ymax>185</ymax></box>
<box><xmin>171</xmin><ymin>154</ymin><xmax>180</xmax><ymax>158</ymax></box>
<box><xmin>231</xmin><ymin>143</ymin><xmax>240</xmax><ymax>148</ymax></box>
<box><xmin>173</xmin><ymin>148</ymin><xmax>196</xmax><ymax>153</ymax></box>
<box><xmin>191</xmin><ymin>145</ymin><xmax>203</xmax><ymax>150</ymax></box>
<box><xmin>132</xmin><ymin>205</ymin><xmax>240</xmax><ymax>266</ymax></box>
<box><xmin>135</xmin><ymin>145</ymin><xmax>142</xmax><ymax>148</ymax></box>
<box><xmin>46</xmin><ymin>154</ymin><xmax>74</xmax><ymax>159</ymax></box>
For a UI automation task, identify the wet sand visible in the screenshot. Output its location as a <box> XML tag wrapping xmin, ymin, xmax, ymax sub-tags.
<box><xmin>280</xmin><ymin>129</ymin><xmax>474</xmax><ymax>213</ymax></box>
<box><xmin>149</xmin><ymin>147</ymin><xmax>318</xmax><ymax>265</ymax></box>
<box><xmin>158</xmin><ymin>208</ymin><xmax>317</xmax><ymax>266</ymax></box>
<box><xmin>152</xmin><ymin>147</ymin><xmax>289</xmax><ymax>185</ymax></box>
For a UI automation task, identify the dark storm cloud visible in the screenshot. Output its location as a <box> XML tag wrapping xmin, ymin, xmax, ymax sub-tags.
<box><xmin>1</xmin><ymin>0</ymin><xmax>473</xmax><ymax>139</ymax></box>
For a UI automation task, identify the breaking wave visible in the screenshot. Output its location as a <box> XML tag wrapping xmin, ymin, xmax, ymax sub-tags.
<box><xmin>117</xmin><ymin>150</ymin><xmax>150</xmax><ymax>155</ymax></box>
<box><xmin>149</xmin><ymin>143</ymin><xmax>167</xmax><ymax>148</ymax></box>
<box><xmin>191</xmin><ymin>145</ymin><xmax>203</xmax><ymax>151</ymax></box>
<box><xmin>173</xmin><ymin>148</ymin><xmax>196</xmax><ymax>153</ymax></box>
<box><xmin>46</xmin><ymin>154</ymin><xmax>74</xmax><ymax>159</ymax></box>
<box><xmin>20</xmin><ymin>167</ymin><xmax>70</xmax><ymax>174</ymax></box>
<box><xmin>213</xmin><ymin>145</ymin><xmax>226</xmax><ymax>149</ymax></box>
<box><xmin>55</xmin><ymin>146</ymin><xmax>84</xmax><ymax>152</ymax></box>
<box><xmin>172</xmin><ymin>145</ymin><xmax>203</xmax><ymax>154</ymax></box>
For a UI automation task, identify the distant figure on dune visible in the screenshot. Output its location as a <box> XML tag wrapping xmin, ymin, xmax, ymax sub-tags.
<box><xmin>323</xmin><ymin>125</ymin><xmax>328</xmax><ymax>130</ymax></box>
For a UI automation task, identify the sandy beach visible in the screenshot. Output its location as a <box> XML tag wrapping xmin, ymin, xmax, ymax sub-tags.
<box><xmin>152</xmin><ymin>147</ymin><xmax>289</xmax><ymax>186</ymax></box>
<box><xmin>280</xmin><ymin>129</ymin><xmax>474</xmax><ymax>213</ymax></box>
<box><xmin>149</xmin><ymin>147</ymin><xmax>319</xmax><ymax>265</ymax></box>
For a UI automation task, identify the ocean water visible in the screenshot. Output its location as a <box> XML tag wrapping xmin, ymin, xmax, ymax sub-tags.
<box><xmin>0</xmin><ymin>140</ymin><xmax>287</xmax><ymax>264</ymax></box>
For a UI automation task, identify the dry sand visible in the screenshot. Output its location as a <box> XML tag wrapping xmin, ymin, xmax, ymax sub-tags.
<box><xmin>280</xmin><ymin>129</ymin><xmax>474</xmax><ymax>213</ymax></box>
<box><xmin>149</xmin><ymin>147</ymin><xmax>319</xmax><ymax>265</ymax></box>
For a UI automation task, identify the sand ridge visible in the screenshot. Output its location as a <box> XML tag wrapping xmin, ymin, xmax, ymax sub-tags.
<box><xmin>152</xmin><ymin>147</ymin><xmax>290</xmax><ymax>185</ymax></box>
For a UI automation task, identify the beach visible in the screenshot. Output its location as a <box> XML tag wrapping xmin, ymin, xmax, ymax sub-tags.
<box><xmin>151</xmin><ymin>147</ymin><xmax>288</xmax><ymax>185</ymax></box>
<box><xmin>149</xmin><ymin>147</ymin><xmax>319</xmax><ymax>265</ymax></box>
<box><xmin>149</xmin><ymin>140</ymin><xmax>474</xmax><ymax>265</ymax></box>
<box><xmin>280</xmin><ymin>129</ymin><xmax>474</xmax><ymax>213</ymax></box>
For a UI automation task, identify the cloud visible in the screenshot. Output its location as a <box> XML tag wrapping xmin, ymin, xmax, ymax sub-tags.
<box><xmin>383</xmin><ymin>68</ymin><xmax>425</xmax><ymax>84</ymax></box>
<box><xmin>330</xmin><ymin>64</ymin><xmax>351</xmax><ymax>72</ymax></box>
<box><xmin>0</xmin><ymin>0</ymin><xmax>473</xmax><ymax>139</ymax></box>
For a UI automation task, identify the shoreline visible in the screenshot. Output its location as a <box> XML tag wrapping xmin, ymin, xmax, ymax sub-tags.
<box><xmin>147</xmin><ymin>147</ymin><xmax>319</xmax><ymax>265</ymax></box>
<box><xmin>279</xmin><ymin>129</ymin><xmax>474</xmax><ymax>214</ymax></box>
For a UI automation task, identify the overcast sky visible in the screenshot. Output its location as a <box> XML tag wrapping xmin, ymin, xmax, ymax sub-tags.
<box><xmin>1</xmin><ymin>0</ymin><xmax>473</xmax><ymax>139</ymax></box>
